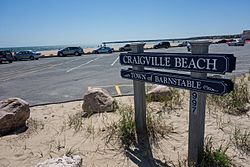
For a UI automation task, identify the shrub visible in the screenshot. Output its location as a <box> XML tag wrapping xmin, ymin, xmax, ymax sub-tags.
<box><xmin>208</xmin><ymin>78</ymin><xmax>249</xmax><ymax>115</ymax></box>
<box><xmin>116</xmin><ymin>106</ymin><xmax>136</xmax><ymax>147</ymax></box>
<box><xmin>232</xmin><ymin>127</ymin><xmax>250</xmax><ymax>155</ymax></box>
<box><xmin>67</xmin><ymin>112</ymin><xmax>83</xmax><ymax>132</ymax></box>
<box><xmin>199</xmin><ymin>137</ymin><xmax>232</xmax><ymax>167</ymax></box>
<box><xmin>146</xmin><ymin>108</ymin><xmax>174</xmax><ymax>145</ymax></box>
<box><xmin>105</xmin><ymin>105</ymin><xmax>174</xmax><ymax>148</ymax></box>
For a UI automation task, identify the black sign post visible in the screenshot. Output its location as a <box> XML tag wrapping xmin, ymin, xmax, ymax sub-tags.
<box><xmin>119</xmin><ymin>42</ymin><xmax>236</xmax><ymax>165</ymax></box>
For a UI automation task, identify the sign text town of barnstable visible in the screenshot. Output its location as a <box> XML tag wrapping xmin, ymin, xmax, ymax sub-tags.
<box><xmin>119</xmin><ymin>45</ymin><xmax>236</xmax><ymax>165</ymax></box>
<box><xmin>121</xmin><ymin>68</ymin><xmax>233</xmax><ymax>95</ymax></box>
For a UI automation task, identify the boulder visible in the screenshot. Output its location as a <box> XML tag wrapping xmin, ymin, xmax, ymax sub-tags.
<box><xmin>0</xmin><ymin>97</ymin><xmax>30</xmax><ymax>135</ymax></box>
<box><xmin>35</xmin><ymin>155</ymin><xmax>82</xmax><ymax>167</ymax></box>
<box><xmin>147</xmin><ymin>85</ymin><xmax>172</xmax><ymax>102</ymax></box>
<box><xmin>82</xmin><ymin>87</ymin><xmax>116</xmax><ymax>113</ymax></box>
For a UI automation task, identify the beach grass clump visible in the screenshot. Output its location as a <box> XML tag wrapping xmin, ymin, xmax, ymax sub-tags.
<box><xmin>208</xmin><ymin>78</ymin><xmax>249</xmax><ymax>115</ymax></box>
<box><xmin>105</xmin><ymin>105</ymin><xmax>174</xmax><ymax>148</ymax></box>
<box><xmin>26</xmin><ymin>118</ymin><xmax>45</xmax><ymax>132</ymax></box>
<box><xmin>163</xmin><ymin>88</ymin><xmax>182</xmax><ymax>110</ymax></box>
<box><xmin>67</xmin><ymin>112</ymin><xmax>83</xmax><ymax>132</ymax></box>
<box><xmin>199</xmin><ymin>137</ymin><xmax>232</xmax><ymax>167</ymax></box>
<box><xmin>146</xmin><ymin>108</ymin><xmax>174</xmax><ymax>145</ymax></box>
<box><xmin>107</xmin><ymin>105</ymin><xmax>136</xmax><ymax>147</ymax></box>
<box><xmin>232</xmin><ymin>127</ymin><xmax>250</xmax><ymax>155</ymax></box>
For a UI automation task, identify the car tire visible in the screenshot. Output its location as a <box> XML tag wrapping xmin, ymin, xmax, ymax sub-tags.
<box><xmin>30</xmin><ymin>56</ymin><xmax>35</xmax><ymax>60</ymax></box>
<box><xmin>58</xmin><ymin>52</ymin><xmax>64</xmax><ymax>57</ymax></box>
<box><xmin>14</xmin><ymin>57</ymin><xmax>18</xmax><ymax>61</ymax></box>
<box><xmin>108</xmin><ymin>50</ymin><xmax>112</xmax><ymax>53</ymax></box>
<box><xmin>75</xmin><ymin>52</ymin><xmax>80</xmax><ymax>56</ymax></box>
<box><xmin>0</xmin><ymin>61</ymin><xmax>2</xmax><ymax>64</ymax></box>
<box><xmin>35</xmin><ymin>58</ymin><xmax>39</xmax><ymax>60</ymax></box>
<box><xmin>9</xmin><ymin>60</ymin><xmax>13</xmax><ymax>63</ymax></box>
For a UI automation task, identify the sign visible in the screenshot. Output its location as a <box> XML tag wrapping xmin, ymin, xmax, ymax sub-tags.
<box><xmin>120</xmin><ymin>52</ymin><xmax>236</xmax><ymax>74</ymax></box>
<box><xmin>119</xmin><ymin>43</ymin><xmax>236</xmax><ymax>165</ymax></box>
<box><xmin>121</xmin><ymin>68</ymin><xmax>233</xmax><ymax>95</ymax></box>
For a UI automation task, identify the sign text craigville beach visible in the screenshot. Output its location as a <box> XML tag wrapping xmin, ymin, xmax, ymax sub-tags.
<box><xmin>120</xmin><ymin>52</ymin><xmax>236</xmax><ymax>74</ymax></box>
<box><xmin>119</xmin><ymin>42</ymin><xmax>236</xmax><ymax>165</ymax></box>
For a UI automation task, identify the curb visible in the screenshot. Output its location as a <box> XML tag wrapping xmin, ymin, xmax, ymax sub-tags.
<box><xmin>30</xmin><ymin>93</ymin><xmax>133</xmax><ymax>107</ymax></box>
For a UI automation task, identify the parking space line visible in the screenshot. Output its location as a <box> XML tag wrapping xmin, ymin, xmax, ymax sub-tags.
<box><xmin>111</xmin><ymin>56</ymin><xmax>119</xmax><ymax>66</ymax></box>
<box><xmin>115</xmin><ymin>85</ymin><xmax>122</xmax><ymax>96</ymax></box>
<box><xmin>66</xmin><ymin>56</ymin><xmax>101</xmax><ymax>73</ymax></box>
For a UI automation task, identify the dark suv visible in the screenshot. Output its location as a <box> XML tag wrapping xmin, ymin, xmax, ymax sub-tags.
<box><xmin>119</xmin><ymin>44</ymin><xmax>131</xmax><ymax>52</ymax></box>
<box><xmin>153</xmin><ymin>42</ymin><xmax>170</xmax><ymax>49</ymax></box>
<box><xmin>0</xmin><ymin>50</ymin><xmax>14</xmax><ymax>63</ymax></box>
<box><xmin>57</xmin><ymin>47</ymin><xmax>84</xmax><ymax>57</ymax></box>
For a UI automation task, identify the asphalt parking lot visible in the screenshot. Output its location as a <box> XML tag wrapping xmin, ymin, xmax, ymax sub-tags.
<box><xmin>0</xmin><ymin>44</ymin><xmax>250</xmax><ymax>105</ymax></box>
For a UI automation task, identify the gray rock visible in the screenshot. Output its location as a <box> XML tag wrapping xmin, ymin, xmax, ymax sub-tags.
<box><xmin>147</xmin><ymin>85</ymin><xmax>171</xmax><ymax>102</ymax></box>
<box><xmin>35</xmin><ymin>155</ymin><xmax>82</xmax><ymax>167</ymax></box>
<box><xmin>0</xmin><ymin>97</ymin><xmax>30</xmax><ymax>135</ymax></box>
<box><xmin>82</xmin><ymin>87</ymin><xmax>116</xmax><ymax>113</ymax></box>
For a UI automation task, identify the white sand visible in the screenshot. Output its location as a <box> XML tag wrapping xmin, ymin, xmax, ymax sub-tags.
<box><xmin>0</xmin><ymin>92</ymin><xmax>249</xmax><ymax>166</ymax></box>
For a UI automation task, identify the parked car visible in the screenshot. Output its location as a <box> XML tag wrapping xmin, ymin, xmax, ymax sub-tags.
<box><xmin>227</xmin><ymin>39</ymin><xmax>245</xmax><ymax>46</ymax></box>
<box><xmin>153</xmin><ymin>42</ymin><xmax>170</xmax><ymax>49</ymax></box>
<box><xmin>14</xmin><ymin>50</ymin><xmax>41</xmax><ymax>60</ymax></box>
<box><xmin>0</xmin><ymin>50</ymin><xmax>14</xmax><ymax>63</ymax></box>
<box><xmin>178</xmin><ymin>41</ymin><xmax>189</xmax><ymax>47</ymax></box>
<box><xmin>92</xmin><ymin>46</ymin><xmax>113</xmax><ymax>54</ymax></box>
<box><xmin>119</xmin><ymin>44</ymin><xmax>131</xmax><ymax>51</ymax></box>
<box><xmin>57</xmin><ymin>47</ymin><xmax>84</xmax><ymax>57</ymax></box>
<box><xmin>216</xmin><ymin>39</ymin><xmax>228</xmax><ymax>44</ymax></box>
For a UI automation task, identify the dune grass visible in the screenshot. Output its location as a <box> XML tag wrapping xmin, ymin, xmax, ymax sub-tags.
<box><xmin>208</xmin><ymin>78</ymin><xmax>249</xmax><ymax>115</ymax></box>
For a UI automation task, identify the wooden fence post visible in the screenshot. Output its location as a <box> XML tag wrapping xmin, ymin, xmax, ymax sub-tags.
<box><xmin>188</xmin><ymin>41</ymin><xmax>210</xmax><ymax>165</ymax></box>
<box><xmin>130</xmin><ymin>43</ymin><xmax>152</xmax><ymax>157</ymax></box>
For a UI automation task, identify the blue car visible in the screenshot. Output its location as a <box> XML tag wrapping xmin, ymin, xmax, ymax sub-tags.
<box><xmin>92</xmin><ymin>47</ymin><xmax>113</xmax><ymax>54</ymax></box>
<box><xmin>14</xmin><ymin>50</ymin><xmax>41</xmax><ymax>60</ymax></box>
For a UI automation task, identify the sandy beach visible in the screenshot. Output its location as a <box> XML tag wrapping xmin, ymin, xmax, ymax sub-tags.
<box><xmin>40</xmin><ymin>48</ymin><xmax>97</xmax><ymax>57</ymax></box>
<box><xmin>39</xmin><ymin>44</ymin><xmax>155</xmax><ymax>57</ymax></box>
<box><xmin>0</xmin><ymin>85</ymin><xmax>249</xmax><ymax>166</ymax></box>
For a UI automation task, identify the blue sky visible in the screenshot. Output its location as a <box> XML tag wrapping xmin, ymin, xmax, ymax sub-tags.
<box><xmin>0</xmin><ymin>0</ymin><xmax>250</xmax><ymax>47</ymax></box>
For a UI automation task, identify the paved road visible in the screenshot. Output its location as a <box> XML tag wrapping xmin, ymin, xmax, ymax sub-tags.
<box><xmin>0</xmin><ymin>44</ymin><xmax>250</xmax><ymax>105</ymax></box>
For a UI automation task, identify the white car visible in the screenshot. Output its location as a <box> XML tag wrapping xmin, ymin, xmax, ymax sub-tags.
<box><xmin>227</xmin><ymin>39</ymin><xmax>245</xmax><ymax>46</ymax></box>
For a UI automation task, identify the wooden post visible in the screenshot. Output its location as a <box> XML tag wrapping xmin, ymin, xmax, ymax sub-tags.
<box><xmin>188</xmin><ymin>41</ymin><xmax>210</xmax><ymax>165</ymax></box>
<box><xmin>130</xmin><ymin>43</ymin><xmax>152</xmax><ymax>157</ymax></box>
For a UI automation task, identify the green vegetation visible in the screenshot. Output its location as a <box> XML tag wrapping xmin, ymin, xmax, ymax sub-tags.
<box><xmin>146</xmin><ymin>107</ymin><xmax>174</xmax><ymax>145</ymax></box>
<box><xmin>105</xmin><ymin>105</ymin><xmax>174</xmax><ymax>148</ymax></box>
<box><xmin>67</xmin><ymin>112</ymin><xmax>83</xmax><ymax>132</ymax></box>
<box><xmin>27</xmin><ymin>118</ymin><xmax>45</xmax><ymax>132</ymax></box>
<box><xmin>199</xmin><ymin>137</ymin><xmax>232</xmax><ymax>167</ymax></box>
<box><xmin>208</xmin><ymin>78</ymin><xmax>249</xmax><ymax>115</ymax></box>
<box><xmin>106</xmin><ymin>105</ymin><xmax>136</xmax><ymax>147</ymax></box>
<box><xmin>232</xmin><ymin>127</ymin><xmax>250</xmax><ymax>155</ymax></box>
